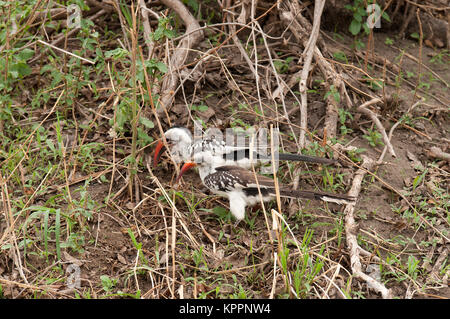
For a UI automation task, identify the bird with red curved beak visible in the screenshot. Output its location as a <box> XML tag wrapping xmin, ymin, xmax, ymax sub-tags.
<box><xmin>152</xmin><ymin>126</ymin><xmax>193</xmax><ymax>168</ymax></box>
<box><xmin>154</xmin><ymin>126</ymin><xmax>338</xmax><ymax>169</ymax></box>
<box><xmin>175</xmin><ymin>162</ymin><xmax>197</xmax><ymax>184</ymax></box>
<box><xmin>176</xmin><ymin>153</ymin><xmax>355</xmax><ymax>222</ymax></box>
<box><xmin>152</xmin><ymin>139</ymin><xmax>167</xmax><ymax>167</ymax></box>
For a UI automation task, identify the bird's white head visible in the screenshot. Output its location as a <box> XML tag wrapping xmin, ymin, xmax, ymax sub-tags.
<box><xmin>153</xmin><ymin>126</ymin><xmax>193</xmax><ymax>166</ymax></box>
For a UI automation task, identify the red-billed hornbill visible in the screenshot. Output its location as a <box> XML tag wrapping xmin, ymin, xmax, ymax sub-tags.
<box><xmin>176</xmin><ymin>151</ymin><xmax>355</xmax><ymax>222</ymax></box>
<box><xmin>153</xmin><ymin>126</ymin><xmax>337</xmax><ymax>168</ymax></box>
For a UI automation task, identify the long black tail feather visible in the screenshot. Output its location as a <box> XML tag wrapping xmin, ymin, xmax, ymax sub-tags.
<box><xmin>242</xmin><ymin>187</ymin><xmax>355</xmax><ymax>205</ymax></box>
<box><xmin>222</xmin><ymin>149</ymin><xmax>337</xmax><ymax>165</ymax></box>
<box><xmin>254</xmin><ymin>152</ymin><xmax>337</xmax><ymax>165</ymax></box>
<box><xmin>276</xmin><ymin>153</ymin><xmax>337</xmax><ymax>165</ymax></box>
<box><xmin>278</xmin><ymin>189</ymin><xmax>355</xmax><ymax>204</ymax></box>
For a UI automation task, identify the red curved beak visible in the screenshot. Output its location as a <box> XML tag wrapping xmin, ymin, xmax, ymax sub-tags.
<box><xmin>175</xmin><ymin>162</ymin><xmax>197</xmax><ymax>183</ymax></box>
<box><xmin>153</xmin><ymin>140</ymin><xmax>166</xmax><ymax>167</ymax></box>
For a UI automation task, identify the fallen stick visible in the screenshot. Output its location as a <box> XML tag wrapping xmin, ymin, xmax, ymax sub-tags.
<box><xmin>158</xmin><ymin>0</ymin><xmax>204</xmax><ymax>115</ymax></box>
<box><xmin>344</xmin><ymin>154</ymin><xmax>393</xmax><ymax>298</ymax></box>
<box><xmin>356</xmin><ymin>98</ymin><xmax>397</xmax><ymax>158</ymax></box>
<box><xmin>275</xmin><ymin>1</ymin><xmax>348</xmax><ymax>142</ymax></box>
<box><xmin>139</xmin><ymin>0</ymin><xmax>156</xmax><ymax>60</ymax></box>
<box><xmin>226</xmin><ymin>0</ymin><xmax>256</xmax><ymax>78</ymax></box>
<box><xmin>428</xmin><ymin>146</ymin><xmax>450</xmax><ymax>162</ymax></box>
<box><xmin>37</xmin><ymin>39</ymin><xmax>95</xmax><ymax>64</ymax></box>
<box><xmin>297</xmin><ymin>0</ymin><xmax>326</xmax><ymax>148</ymax></box>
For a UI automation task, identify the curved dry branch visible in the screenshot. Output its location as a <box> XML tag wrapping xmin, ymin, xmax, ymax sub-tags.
<box><xmin>297</xmin><ymin>0</ymin><xmax>326</xmax><ymax>148</ymax></box>
<box><xmin>356</xmin><ymin>98</ymin><xmax>397</xmax><ymax>158</ymax></box>
<box><xmin>275</xmin><ymin>0</ymin><xmax>346</xmax><ymax>144</ymax></box>
<box><xmin>139</xmin><ymin>0</ymin><xmax>156</xmax><ymax>60</ymax></box>
<box><xmin>428</xmin><ymin>146</ymin><xmax>450</xmax><ymax>162</ymax></box>
<box><xmin>158</xmin><ymin>0</ymin><xmax>204</xmax><ymax>115</ymax></box>
<box><xmin>344</xmin><ymin>154</ymin><xmax>393</xmax><ymax>299</ymax></box>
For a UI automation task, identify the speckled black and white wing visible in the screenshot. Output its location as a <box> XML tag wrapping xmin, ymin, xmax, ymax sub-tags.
<box><xmin>202</xmin><ymin>166</ymin><xmax>277</xmax><ymax>200</ymax></box>
<box><xmin>203</xmin><ymin>165</ymin><xmax>355</xmax><ymax>204</ymax></box>
<box><xmin>191</xmin><ymin>138</ymin><xmax>337</xmax><ymax>168</ymax></box>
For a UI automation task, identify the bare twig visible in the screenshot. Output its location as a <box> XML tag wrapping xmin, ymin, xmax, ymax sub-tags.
<box><xmin>112</xmin><ymin>0</ymin><xmax>131</xmax><ymax>50</ymax></box>
<box><xmin>158</xmin><ymin>0</ymin><xmax>204</xmax><ymax>115</ymax></box>
<box><xmin>276</xmin><ymin>1</ymin><xmax>348</xmax><ymax>142</ymax></box>
<box><xmin>356</xmin><ymin>98</ymin><xmax>397</xmax><ymax>158</ymax></box>
<box><xmin>428</xmin><ymin>147</ymin><xmax>450</xmax><ymax>162</ymax></box>
<box><xmin>344</xmin><ymin>155</ymin><xmax>392</xmax><ymax>298</ymax></box>
<box><xmin>297</xmin><ymin>0</ymin><xmax>326</xmax><ymax>148</ymax></box>
<box><xmin>139</xmin><ymin>0</ymin><xmax>156</xmax><ymax>60</ymax></box>
<box><xmin>225</xmin><ymin>0</ymin><xmax>256</xmax><ymax>78</ymax></box>
<box><xmin>37</xmin><ymin>39</ymin><xmax>95</xmax><ymax>64</ymax></box>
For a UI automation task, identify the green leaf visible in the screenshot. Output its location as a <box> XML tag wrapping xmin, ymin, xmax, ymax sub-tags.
<box><xmin>349</xmin><ymin>20</ymin><xmax>362</xmax><ymax>35</ymax></box>
<box><xmin>155</xmin><ymin>61</ymin><xmax>167</xmax><ymax>73</ymax></box>
<box><xmin>362</xmin><ymin>23</ymin><xmax>370</xmax><ymax>35</ymax></box>
<box><xmin>139</xmin><ymin>116</ymin><xmax>154</xmax><ymax>129</ymax></box>
<box><xmin>212</xmin><ymin>206</ymin><xmax>229</xmax><ymax>219</ymax></box>
<box><xmin>105</xmin><ymin>48</ymin><xmax>129</xmax><ymax>59</ymax></box>
<box><xmin>344</xmin><ymin>4</ymin><xmax>352</xmax><ymax>10</ymax></box>
<box><xmin>100</xmin><ymin>275</ymin><xmax>115</xmax><ymax>292</ymax></box>
<box><xmin>353</xmin><ymin>13</ymin><xmax>363</xmax><ymax>23</ymax></box>
<box><xmin>9</xmin><ymin>62</ymin><xmax>31</xmax><ymax>78</ymax></box>
<box><xmin>17</xmin><ymin>48</ymin><xmax>35</xmax><ymax>61</ymax></box>
<box><xmin>333</xmin><ymin>51</ymin><xmax>348</xmax><ymax>63</ymax></box>
<box><xmin>197</xmin><ymin>104</ymin><xmax>209</xmax><ymax>112</ymax></box>
<box><xmin>46</xmin><ymin>139</ymin><xmax>56</xmax><ymax>153</ymax></box>
<box><xmin>40</xmin><ymin>64</ymin><xmax>54</xmax><ymax>74</ymax></box>
<box><xmin>137</xmin><ymin>127</ymin><xmax>153</xmax><ymax>146</ymax></box>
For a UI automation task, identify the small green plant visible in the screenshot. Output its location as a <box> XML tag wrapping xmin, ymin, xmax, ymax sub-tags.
<box><xmin>273</xmin><ymin>57</ymin><xmax>294</xmax><ymax>74</ymax></box>
<box><xmin>384</xmin><ymin>37</ymin><xmax>394</xmax><ymax>45</ymax></box>
<box><xmin>347</xmin><ymin>147</ymin><xmax>366</xmax><ymax>162</ymax></box>
<box><xmin>345</xmin><ymin>1</ymin><xmax>390</xmax><ymax>36</ymax></box>
<box><xmin>0</xmin><ymin>48</ymin><xmax>34</xmax><ymax>91</ymax></box>
<box><xmin>127</xmin><ymin>228</ymin><xmax>148</xmax><ymax>266</ymax></box>
<box><xmin>412</xmin><ymin>168</ymin><xmax>427</xmax><ymax>191</ymax></box>
<box><xmin>417</xmin><ymin>81</ymin><xmax>431</xmax><ymax>91</ymax></box>
<box><xmin>410</xmin><ymin>32</ymin><xmax>420</xmax><ymax>41</ymax></box>
<box><xmin>363</xmin><ymin>129</ymin><xmax>384</xmax><ymax>147</ymax></box>
<box><xmin>324</xmin><ymin>85</ymin><xmax>340</xmax><ymax>103</ymax></box>
<box><xmin>365</xmin><ymin>77</ymin><xmax>383</xmax><ymax>91</ymax></box>
<box><xmin>291</xmin><ymin>229</ymin><xmax>325</xmax><ymax>298</ymax></box>
<box><xmin>346</xmin><ymin>0</ymin><xmax>371</xmax><ymax>36</ymax></box>
<box><xmin>191</xmin><ymin>104</ymin><xmax>209</xmax><ymax>112</ymax></box>
<box><xmin>152</xmin><ymin>16</ymin><xmax>176</xmax><ymax>41</ymax></box>
<box><xmin>345</xmin><ymin>1</ymin><xmax>390</xmax><ymax>50</ymax></box>
<box><xmin>429</xmin><ymin>49</ymin><xmax>449</xmax><ymax>64</ymax></box>
<box><xmin>192</xmin><ymin>246</ymin><xmax>208</xmax><ymax>270</ymax></box>
<box><xmin>100</xmin><ymin>275</ymin><xmax>117</xmax><ymax>293</ymax></box>
<box><xmin>406</xmin><ymin>256</ymin><xmax>420</xmax><ymax>281</ymax></box>
<box><xmin>333</xmin><ymin>51</ymin><xmax>349</xmax><ymax>64</ymax></box>
<box><xmin>338</xmin><ymin>108</ymin><xmax>354</xmax><ymax>136</ymax></box>
<box><xmin>406</xmin><ymin>71</ymin><xmax>415</xmax><ymax>79</ymax></box>
<box><xmin>202</xmin><ymin>205</ymin><xmax>232</xmax><ymax>224</ymax></box>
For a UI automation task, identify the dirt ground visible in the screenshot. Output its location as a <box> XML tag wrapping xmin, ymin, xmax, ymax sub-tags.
<box><xmin>0</xmin><ymin>2</ymin><xmax>448</xmax><ymax>299</ymax></box>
